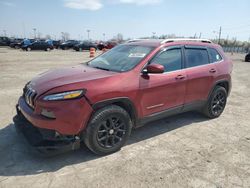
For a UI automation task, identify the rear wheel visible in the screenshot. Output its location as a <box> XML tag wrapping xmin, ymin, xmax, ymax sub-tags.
<box><xmin>203</xmin><ymin>86</ymin><xmax>227</xmax><ymax>118</ymax></box>
<box><xmin>84</xmin><ymin>105</ymin><xmax>132</xmax><ymax>155</ymax></box>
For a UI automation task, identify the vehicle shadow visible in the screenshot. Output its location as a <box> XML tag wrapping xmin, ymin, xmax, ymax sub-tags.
<box><xmin>0</xmin><ymin>111</ymin><xmax>207</xmax><ymax>177</ymax></box>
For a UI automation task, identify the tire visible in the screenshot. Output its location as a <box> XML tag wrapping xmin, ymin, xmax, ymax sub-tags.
<box><xmin>245</xmin><ymin>56</ymin><xmax>250</xmax><ymax>62</ymax></box>
<box><xmin>27</xmin><ymin>47</ymin><xmax>31</xmax><ymax>51</ymax></box>
<box><xmin>84</xmin><ymin>105</ymin><xmax>132</xmax><ymax>155</ymax></box>
<box><xmin>203</xmin><ymin>86</ymin><xmax>227</xmax><ymax>118</ymax></box>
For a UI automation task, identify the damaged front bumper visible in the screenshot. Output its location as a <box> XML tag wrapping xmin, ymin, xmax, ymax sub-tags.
<box><xmin>13</xmin><ymin>105</ymin><xmax>81</xmax><ymax>156</ymax></box>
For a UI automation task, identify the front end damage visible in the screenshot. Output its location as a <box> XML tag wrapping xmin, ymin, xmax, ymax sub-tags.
<box><xmin>13</xmin><ymin>105</ymin><xmax>81</xmax><ymax>156</ymax></box>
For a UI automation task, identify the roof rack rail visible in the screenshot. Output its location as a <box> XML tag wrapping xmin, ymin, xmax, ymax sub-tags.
<box><xmin>160</xmin><ymin>38</ymin><xmax>212</xmax><ymax>44</ymax></box>
<box><xmin>127</xmin><ymin>39</ymin><xmax>147</xmax><ymax>43</ymax></box>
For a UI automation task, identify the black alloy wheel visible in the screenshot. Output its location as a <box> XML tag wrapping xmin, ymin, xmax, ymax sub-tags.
<box><xmin>210</xmin><ymin>90</ymin><xmax>226</xmax><ymax>116</ymax></box>
<box><xmin>203</xmin><ymin>86</ymin><xmax>227</xmax><ymax>118</ymax></box>
<box><xmin>97</xmin><ymin>115</ymin><xmax>126</xmax><ymax>148</ymax></box>
<box><xmin>84</xmin><ymin>105</ymin><xmax>132</xmax><ymax>155</ymax></box>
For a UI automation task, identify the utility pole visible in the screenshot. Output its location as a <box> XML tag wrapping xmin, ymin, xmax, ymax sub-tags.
<box><xmin>218</xmin><ymin>26</ymin><xmax>222</xmax><ymax>45</ymax></box>
<box><xmin>87</xmin><ymin>29</ymin><xmax>90</xmax><ymax>41</ymax></box>
<box><xmin>199</xmin><ymin>32</ymin><xmax>202</xmax><ymax>39</ymax></box>
<box><xmin>33</xmin><ymin>28</ymin><xmax>36</xmax><ymax>39</ymax></box>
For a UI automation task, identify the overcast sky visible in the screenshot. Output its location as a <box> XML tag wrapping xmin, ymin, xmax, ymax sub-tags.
<box><xmin>0</xmin><ymin>0</ymin><xmax>249</xmax><ymax>41</ymax></box>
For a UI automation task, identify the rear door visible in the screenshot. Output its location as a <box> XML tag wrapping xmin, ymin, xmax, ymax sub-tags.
<box><xmin>139</xmin><ymin>46</ymin><xmax>187</xmax><ymax>117</ymax></box>
<box><xmin>184</xmin><ymin>46</ymin><xmax>218</xmax><ymax>104</ymax></box>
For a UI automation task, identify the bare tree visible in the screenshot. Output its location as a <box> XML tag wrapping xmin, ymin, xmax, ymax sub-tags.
<box><xmin>61</xmin><ymin>32</ymin><xmax>70</xmax><ymax>41</ymax></box>
<box><xmin>113</xmin><ymin>33</ymin><xmax>123</xmax><ymax>43</ymax></box>
<box><xmin>45</xmin><ymin>34</ymin><xmax>51</xmax><ymax>39</ymax></box>
<box><xmin>37</xmin><ymin>32</ymin><xmax>42</xmax><ymax>39</ymax></box>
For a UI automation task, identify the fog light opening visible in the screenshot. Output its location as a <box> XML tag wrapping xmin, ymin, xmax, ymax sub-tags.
<box><xmin>41</xmin><ymin>109</ymin><xmax>56</xmax><ymax>119</ymax></box>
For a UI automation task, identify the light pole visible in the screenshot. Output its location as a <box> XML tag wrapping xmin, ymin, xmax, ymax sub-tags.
<box><xmin>213</xmin><ymin>26</ymin><xmax>222</xmax><ymax>44</ymax></box>
<box><xmin>87</xmin><ymin>29</ymin><xmax>90</xmax><ymax>41</ymax></box>
<box><xmin>103</xmin><ymin>33</ymin><xmax>105</xmax><ymax>41</ymax></box>
<box><xmin>3</xmin><ymin>30</ymin><xmax>7</xmax><ymax>37</ymax></box>
<box><xmin>33</xmin><ymin>28</ymin><xmax>36</xmax><ymax>39</ymax></box>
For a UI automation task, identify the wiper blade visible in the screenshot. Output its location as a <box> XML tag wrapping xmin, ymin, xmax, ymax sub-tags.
<box><xmin>93</xmin><ymin>66</ymin><xmax>110</xmax><ymax>71</ymax></box>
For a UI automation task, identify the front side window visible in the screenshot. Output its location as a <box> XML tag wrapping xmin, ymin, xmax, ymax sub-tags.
<box><xmin>185</xmin><ymin>48</ymin><xmax>209</xmax><ymax>68</ymax></box>
<box><xmin>150</xmin><ymin>48</ymin><xmax>182</xmax><ymax>72</ymax></box>
<box><xmin>88</xmin><ymin>45</ymin><xmax>154</xmax><ymax>72</ymax></box>
<box><xmin>208</xmin><ymin>48</ymin><xmax>222</xmax><ymax>63</ymax></box>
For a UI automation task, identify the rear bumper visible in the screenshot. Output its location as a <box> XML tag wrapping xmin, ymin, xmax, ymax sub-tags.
<box><xmin>13</xmin><ymin>108</ymin><xmax>80</xmax><ymax>155</ymax></box>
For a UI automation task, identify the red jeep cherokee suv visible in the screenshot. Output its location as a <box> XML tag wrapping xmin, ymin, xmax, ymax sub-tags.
<box><xmin>14</xmin><ymin>39</ymin><xmax>232</xmax><ymax>155</ymax></box>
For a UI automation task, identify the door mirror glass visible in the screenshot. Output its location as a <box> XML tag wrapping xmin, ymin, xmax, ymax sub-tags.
<box><xmin>144</xmin><ymin>64</ymin><xmax>164</xmax><ymax>74</ymax></box>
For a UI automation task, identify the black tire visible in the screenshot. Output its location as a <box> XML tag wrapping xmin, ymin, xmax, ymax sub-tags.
<box><xmin>245</xmin><ymin>56</ymin><xmax>250</xmax><ymax>62</ymax></box>
<box><xmin>203</xmin><ymin>86</ymin><xmax>227</xmax><ymax>118</ymax></box>
<box><xmin>84</xmin><ymin>105</ymin><xmax>132</xmax><ymax>155</ymax></box>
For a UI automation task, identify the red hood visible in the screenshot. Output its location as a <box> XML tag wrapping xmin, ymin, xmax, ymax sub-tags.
<box><xmin>29</xmin><ymin>64</ymin><xmax>117</xmax><ymax>95</ymax></box>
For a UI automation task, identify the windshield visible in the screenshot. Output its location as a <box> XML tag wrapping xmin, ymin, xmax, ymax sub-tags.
<box><xmin>88</xmin><ymin>45</ymin><xmax>154</xmax><ymax>72</ymax></box>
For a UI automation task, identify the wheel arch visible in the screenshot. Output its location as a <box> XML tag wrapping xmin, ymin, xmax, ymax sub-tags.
<box><xmin>208</xmin><ymin>80</ymin><xmax>231</xmax><ymax>100</ymax></box>
<box><xmin>92</xmin><ymin>97</ymin><xmax>138</xmax><ymax>127</ymax></box>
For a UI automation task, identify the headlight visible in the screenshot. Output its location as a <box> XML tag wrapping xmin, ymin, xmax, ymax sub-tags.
<box><xmin>43</xmin><ymin>90</ymin><xmax>84</xmax><ymax>101</ymax></box>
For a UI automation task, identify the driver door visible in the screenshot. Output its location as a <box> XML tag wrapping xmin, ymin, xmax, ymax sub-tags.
<box><xmin>139</xmin><ymin>47</ymin><xmax>187</xmax><ymax>117</ymax></box>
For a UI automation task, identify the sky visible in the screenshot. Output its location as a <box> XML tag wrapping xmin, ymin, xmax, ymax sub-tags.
<box><xmin>0</xmin><ymin>0</ymin><xmax>250</xmax><ymax>41</ymax></box>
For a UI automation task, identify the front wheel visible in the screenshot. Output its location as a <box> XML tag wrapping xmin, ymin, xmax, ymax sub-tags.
<box><xmin>203</xmin><ymin>86</ymin><xmax>227</xmax><ymax>118</ymax></box>
<box><xmin>84</xmin><ymin>105</ymin><xmax>132</xmax><ymax>155</ymax></box>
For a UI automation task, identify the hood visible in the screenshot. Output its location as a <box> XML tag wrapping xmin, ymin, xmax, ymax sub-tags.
<box><xmin>28</xmin><ymin>64</ymin><xmax>117</xmax><ymax>95</ymax></box>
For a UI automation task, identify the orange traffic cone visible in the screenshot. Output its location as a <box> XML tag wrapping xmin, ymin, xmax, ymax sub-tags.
<box><xmin>89</xmin><ymin>47</ymin><xmax>95</xmax><ymax>58</ymax></box>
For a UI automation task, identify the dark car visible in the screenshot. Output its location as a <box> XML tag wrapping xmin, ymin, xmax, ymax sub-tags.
<box><xmin>21</xmin><ymin>41</ymin><xmax>54</xmax><ymax>51</ymax></box>
<box><xmin>52</xmin><ymin>40</ymin><xmax>61</xmax><ymax>49</ymax></box>
<box><xmin>60</xmin><ymin>40</ymin><xmax>79</xmax><ymax>50</ymax></box>
<box><xmin>245</xmin><ymin>53</ymin><xmax>250</xmax><ymax>62</ymax></box>
<box><xmin>14</xmin><ymin>38</ymin><xmax>232</xmax><ymax>155</ymax></box>
<box><xmin>0</xmin><ymin>36</ymin><xmax>11</xmax><ymax>46</ymax></box>
<box><xmin>73</xmin><ymin>41</ymin><xmax>97</xmax><ymax>51</ymax></box>
<box><xmin>9</xmin><ymin>38</ymin><xmax>24</xmax><ymax>49</ymax></box>
<box><xmin>97</xmin><ymin>41</ymin><xmax>117</xmax><ymax>50</ymax></box>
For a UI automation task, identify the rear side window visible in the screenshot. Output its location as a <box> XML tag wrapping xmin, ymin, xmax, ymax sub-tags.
<box><xmin>151</xmin><ymin>48</ymin><xmax>182</xmax><ymax>72</ymax></box>
<box><xmin>185</xmin><ymin>48</ymin><xmax>209</xmax><ymax>68</ymax></box>
<box><xmin>208</xmin><ymin>48</ymin><xmax>222</xmax><ymax>63</ymax></box>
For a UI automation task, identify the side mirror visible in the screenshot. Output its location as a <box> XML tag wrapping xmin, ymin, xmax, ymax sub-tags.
<box><xmin>143</xmin><ymin>64</ymin><xmax>164</xmax><ymax>74</ymax></box>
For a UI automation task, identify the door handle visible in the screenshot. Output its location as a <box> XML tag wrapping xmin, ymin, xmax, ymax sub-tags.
<box><xmin>209</xmin><ymin>69</ymin><xmax>216</xmax><ymax>73</ymax></box>
<box><xmin>175</xmin><ymin>75</ymin><xmax>185</xmax><ymax>80</ymax></box>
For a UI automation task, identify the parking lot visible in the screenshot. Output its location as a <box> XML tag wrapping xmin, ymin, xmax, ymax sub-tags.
<box><xmin>0</xmin><ymin>47</ymin><xmax>250</xmax><ymax>188</ymax></box>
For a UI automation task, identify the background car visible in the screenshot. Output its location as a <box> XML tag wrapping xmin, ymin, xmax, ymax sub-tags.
<box><xmin>97</xmin><ymin>41</ymin><xmax>117</xmax><ymax>50</ymax></box>
<box><xmin>52</xmin><ymin>40</ymin><xmax>61</xmax><ymax>49</ymax></box>
<box><xmin>9</xmin><ymin>38</ymin><xmax>24</xmax><ymax>49</ymax></box>
<box><xmin>245</xmin><ymin>52</ymin><xmax>250</xmax><ymax>62</ymax></box>
<box><xmin>0</xmin><ymin>36</ymin><xmax>11</xmax><ymax>46</ymax></box>
<box><xmin>21</xmin><ymin>41</ymin><xmax>54</xmax><ymax>51</ymax></box>
<box><xmin>73</xmin><ymin>41</ymin><xmax>97</xmax><ymax>51</ymax></box>
<box><xmin>60</xmin><ymin>40</ymin><xmax>79</xmax><ymax>50</ymax></box>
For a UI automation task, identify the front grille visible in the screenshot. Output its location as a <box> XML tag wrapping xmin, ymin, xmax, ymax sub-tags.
<box><xmin>23</xmin><ymin>85</ymin><xmax>37</xmax><ymax>109</ymax></box>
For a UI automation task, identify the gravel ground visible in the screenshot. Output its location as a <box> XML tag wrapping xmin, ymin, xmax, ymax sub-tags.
<box><xmin>0</xmin><ymin>48</ymin><xmax>250</xmax><ymax>188</ymax></box>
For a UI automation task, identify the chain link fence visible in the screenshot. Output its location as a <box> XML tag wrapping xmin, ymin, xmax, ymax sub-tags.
<box><xmin>222</xmin><ymin>46</ymin><xmax>250</xmax><ymax>54</ymax></box>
